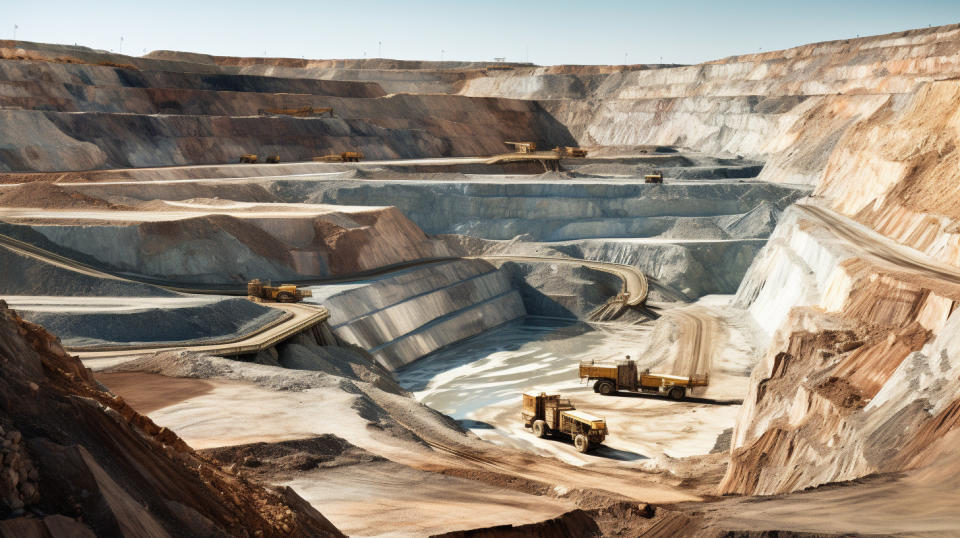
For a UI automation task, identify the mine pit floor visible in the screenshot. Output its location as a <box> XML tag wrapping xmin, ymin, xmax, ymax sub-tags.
<box><xmin>396</xmin><ymin>298</ymin><xmax>763</xmax><ymax>466</ymax></box>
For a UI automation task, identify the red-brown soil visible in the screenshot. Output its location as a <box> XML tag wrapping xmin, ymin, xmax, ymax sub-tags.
<box><xmin>0</xmin><ymin>182</ymin><xmax>128</xmax><ymax>209</ymax></box>
<box><xmin>94</xmin><ymin>372</ymin><xmax>216</xmax><ymax>414</ymax></box>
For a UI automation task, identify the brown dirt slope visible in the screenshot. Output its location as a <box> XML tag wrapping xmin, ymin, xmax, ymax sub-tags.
<box><xmin>0</xmin><ymin>183</ymin><xmax>128</xmax><ymax>209</ymax></box>
<box><xmin>0</xmin><ymin>300</ymin><xmax>343</xmax><ymax>537</ymax></box>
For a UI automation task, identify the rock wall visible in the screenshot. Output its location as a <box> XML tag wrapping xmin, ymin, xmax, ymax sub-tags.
<box><xmin>312</xmin><ymin>260</ymin><xmax>525</xmax><ymax>370</ymax></box>
<box><xmin>721</xmin><ymin>78</ymin><xmax>960</xmax><ymax>494</ymax></box>
<box><xmin>817</xmin><ymin>80</ymin><xmax>960</xmax><ymax>267</ymax></box>
<box><xmin>0</xmin><ymin>43</ymin><xmax>574</xmax><ymax>172</ymax></box>
<box><xmin>299</xmin><ymin>180</ymin><xmax>804</xmax><ymax>241</ymax></box>
<box><xmin>9</xmin><ymin>24</ymin><xmax>960</xmax><ymax>175</ymax></box>
<box><xmin>0</xmin><ymin>204</ymin><xmax>457</xmax><ymax>283</ymax></box>
<box><xmin>464</xmin><ymin>25</ymin><xmax>960</xmax><ymax>185</ymax></box>
<box><xmin>17</xmin><ymin>297</ymin><xmax>285</xmax><ymax>348</ymax></box>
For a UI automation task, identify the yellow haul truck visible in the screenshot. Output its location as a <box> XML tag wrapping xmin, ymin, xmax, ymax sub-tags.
<box><xmin>247</xmin><ymin>279</ymin><xmax>312</xmax><ymax>303</ymax></box>
<box><xmin>579</xmin><ymin>358</ymin><xmax>708</xmax><ymax>400</ymax></box>
<box><xmin>522</xmin><ymin>392</ymin><xmax>607</xmax><ymax>453</ymax></box>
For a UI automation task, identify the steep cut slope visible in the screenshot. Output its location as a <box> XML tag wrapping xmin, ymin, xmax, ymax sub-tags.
<box><xmin>0</xmin><ymin>43</ymin><xmax>574</xmax><ymax>172</ymax></box>
<box><xmin>0</xmin><ymin>202</ymin><xmax>459</xmax><ymax>283</ymax></box>
<box><xmin>460</xmin><ymin>25</ymin><xmax>960</xmax><ymax>187</ymax></box>
<box><xmin>718</xmin><ymin>62</ymin><xmax>960</xmax><ymax>496</ymax></box>
<box><xmin>0</xmin><ymin>300</ymin><xmax>341</xmax><ymax>536</ymax></box>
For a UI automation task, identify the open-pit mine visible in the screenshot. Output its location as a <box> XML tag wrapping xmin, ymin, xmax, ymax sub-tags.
<box><xmin>3</xmin><ymin>22</ymin><xmax>960</xmax><ymax>536</ymax></box>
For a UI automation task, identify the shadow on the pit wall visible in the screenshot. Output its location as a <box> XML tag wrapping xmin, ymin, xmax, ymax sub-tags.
<box><xmin>608</xmin><ymin>391</ymin><xmax>743</xmax><ymax>406</ymax></box>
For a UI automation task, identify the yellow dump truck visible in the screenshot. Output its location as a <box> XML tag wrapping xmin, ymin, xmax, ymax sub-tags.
<box><xmin>258</xmin><ymin>106</ymin><xmax>334</xmax><ymax>117</ymax></box>
<box><xmin>239</xmin><ymin>154</ymin><xmax>258</xmax><ymax>164</ymax></box>
<box><xmin>522</xmin><ymin>392</ymin><xmax>607</xmax><ymax>453</ymax></box>
<box><xmin>644</xmin><ymin>171</ymin><xmax>663</xmax><ymax>183</ymax></box>
<box><xmin>552</xmin><ymin>146</ymin><xmax>588</xmax><ymax>158</ymax></box>
<box><xmin>247</xmin><ymin>279</ymin><xmax>312</xmax><ymax>303</ymax></box>
<box><xmin>505</xmin><ymin>141</ymin><xmax>537</xmax><ymax>154</ymax></box>
<box><xmin>579</xmin><ymin>359</ymin><xmax>708</xmax><ymax>400</ymax></box>
<box><xmin>313</xmin><ymin>151</ymin><xmax>365</xmax><ymax>163</ymax></box>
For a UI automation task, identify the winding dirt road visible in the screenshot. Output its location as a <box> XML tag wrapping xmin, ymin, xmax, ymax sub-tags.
<box><xmin>666</xmin><ymin>307</ymin><xmax>720</xmax><ymax>378</ymax></box>
<box><xmin>797</xmin><ymin>203</ymin><xmax>960</xmax><ymax>284</ymax></box>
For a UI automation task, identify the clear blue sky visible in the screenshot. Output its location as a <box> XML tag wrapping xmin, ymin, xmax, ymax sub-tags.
<box><xmin>3</xmin><ymin>0</ymin><xmax>960</xmax><ymax>65</ymax></box>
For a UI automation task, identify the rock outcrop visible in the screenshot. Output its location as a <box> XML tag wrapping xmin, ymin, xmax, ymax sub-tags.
<box><xmin>0</xmin><ymin>300</ymin><xmax>342</xmax><ymax>536</ymax></box>
<box><xmin>717</xmin><ymin>29</ymin><xmax>960</xmax><ymax>496</ymax></box>
<box><xmin>0</xmin><ymin>203</ymin><xmax>459</xmax><ymax>283</ymax></box>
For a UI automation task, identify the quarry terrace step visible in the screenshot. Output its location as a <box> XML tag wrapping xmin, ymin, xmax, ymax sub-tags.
<box><xmin>74</xmin><ymin>303</ymin><xmax>329</xmax><ymax>361</ymax></box>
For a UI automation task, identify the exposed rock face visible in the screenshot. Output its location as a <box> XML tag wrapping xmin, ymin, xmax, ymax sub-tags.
<box><xmin>0</xmin><ymin>204</ymin><xmax>459</xmax><ymax>283</ymax></box>
<box><xmin>718</xmin><ymin>37</ymin><xmax>960</xmax><ymax>495</ymax></box>
<box><xmin>315</xmin><ymin>260</ymin><xmax>526</xmax><ymax>370</ymax></box>
<box><xmin>0</xmin><ymin>300</ymin><xmax>342</xmax><ymax>536</ymax></box>
<box><xmin>462</xmin><ymin>25</ymin><xmax>960</xmax><ymax>187</ymax></box>
<box><xmin>817</xmin><ymin>80</ymin><xmax>960</xmax><ymax>266</ymax></box>
<box><xmin>7</xmin><ymin>25</ymin><xmax>960</xmax><ymax>175</ymax></box>
<box><xmin>305</xmin><ymin>180</ymin><xmax>803</xmax><ymax>241</ymax></box>
<box><xmin>0</xmin><ymin>42</ymin><xmax>573</xmax><ymax>172</ymax></box>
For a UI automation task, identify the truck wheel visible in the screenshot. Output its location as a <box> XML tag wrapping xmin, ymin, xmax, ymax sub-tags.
<box><xmin>669</xmin><ymin>387</ymin><xmax>685</xmax><ymax>401</ymax></box>
<box><xmin>574</xmin><ymin>434</ymin><xmax>589</xmax><ymax>453</ymax></box>
<box><xmin>276</xmin><ymin>291</ymin><xmax>296</xmax><ymax>303</ymax></box>
<box><xmin>595</xmin><ymin>380</ymin><xmax>616</xmax><ymax>396</ymax></box>
<box><xmin>532</xmin><ymin>420</ymin><xmax>547</xmax><ymax>438</ymax></box>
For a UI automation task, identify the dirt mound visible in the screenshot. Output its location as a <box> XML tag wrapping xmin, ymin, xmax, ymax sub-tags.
<box><xmin>0</xmin><ymin>300</ymin><xmax>342</xmax><ymax>536</ymax></box>
<box><xmin>0</xmin><ymin>182</ymin><xmax>128</xmax><ymax>209</ymax></box>
<box><xmin>199</xmin><ymin>435</ymin><xmax>384</xmax><ymax>480</ymax></box>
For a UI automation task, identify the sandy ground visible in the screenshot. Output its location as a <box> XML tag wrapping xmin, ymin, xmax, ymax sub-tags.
<box><xmin>282</xmin><ymin>461</ymin><xmax>577</xmax><ymax>537</ymax></box>
<box><xmin>95</xmin><ymin>372</ymin><xmax>217</xmax><ymax>413</ymax></box>
<box><xmin>93</xmin><ymin>357</ymin><xmax>698</xmax><ymax>535</ymax></box>
<box><xmin>115</xmin><ymin>369</ymin><xmax>694</xmax><ymax>499</ymax></box>
<box><xmin>395</xmin><ymin>298</ymin><xmax>762</xmax><ymax>466</ymax></box>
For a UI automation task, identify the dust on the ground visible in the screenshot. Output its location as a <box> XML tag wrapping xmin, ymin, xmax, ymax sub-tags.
<box><xmin>95</xmin><ymin>371</ymin><xmax>218</xmax><ymax>413</ymax></box>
